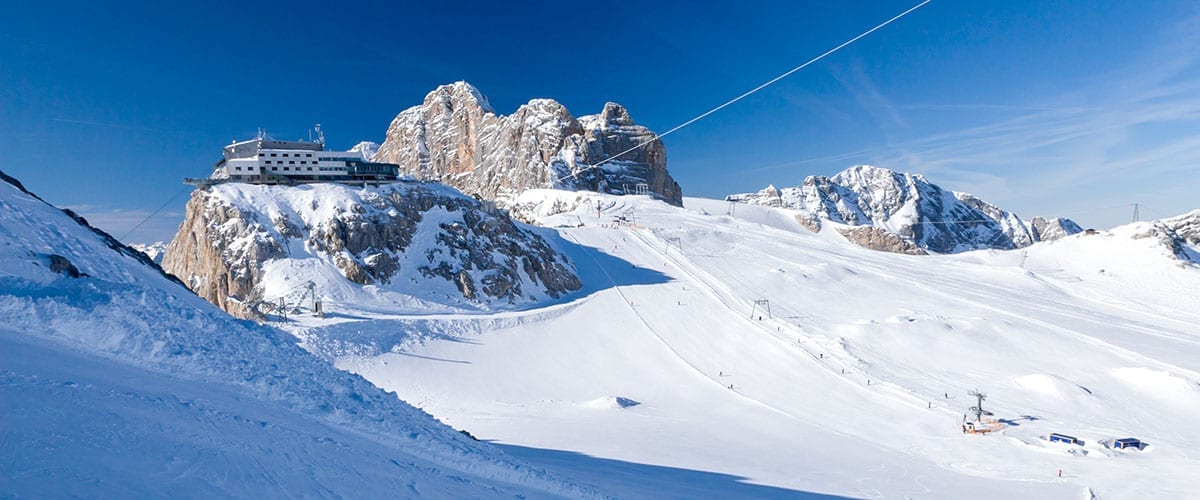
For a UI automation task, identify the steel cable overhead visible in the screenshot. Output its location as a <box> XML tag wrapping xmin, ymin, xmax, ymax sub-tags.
<box><xmin>553</xmin><ymin>0</ymin><xmax>935</xmax><ymax>186</ymax></box>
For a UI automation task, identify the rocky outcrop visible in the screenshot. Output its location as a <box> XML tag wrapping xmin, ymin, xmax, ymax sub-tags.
<box><xmin>163</xmin><ymin>182</ymin><xmax>581</xmax><ymax>319</ymax></box>
<box><xmin>838</xmin><ymin>226</ymin><xmax>928</xmax><ymax>255</ymax></box>
<box><xmin>1160</xmin><ymin>209</ymin><xmax>1200</xmax><ymax>246</ymax></box>
<box><xmin>163</xmin><ymin>193</ymin><xmax>284</xmax><ymax>317</ymax></box>
<box><xmin>1120</xmin><ymin>210</ymin><xmax>1200</xmax><ymax>264</ymax></box>
<box><xmin>727</xmin><ymin>185</ymin><xmax>784</xmax><ymax>207</ymax></box>
<box><xmin>727</xmin><ymin>165</ymin><xmax>1082</xmax><ymax>254</ymax></box>
<box><xmin>373</xmin><ymin>81</ymin><xmax>682</xmax><ymax>208</ymax></box>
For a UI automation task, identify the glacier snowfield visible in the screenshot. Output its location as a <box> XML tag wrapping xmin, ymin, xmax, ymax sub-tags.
<box><xmin>4</xmin><ymin>174</ymin><xmax>1198</xmax><ymax>498</ymax></box>
<box><xmin>271</xmin><ymin>191</ymin><xmax>1200</xmax><ymax>498</ymax></box>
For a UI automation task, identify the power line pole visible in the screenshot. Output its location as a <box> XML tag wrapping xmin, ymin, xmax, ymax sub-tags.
<box><xmin>1132</xmin><ymin>203</ymin><xmax>1140</xmax><ymax>223</ymax></box>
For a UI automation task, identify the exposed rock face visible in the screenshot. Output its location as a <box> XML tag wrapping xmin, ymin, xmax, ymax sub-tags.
<box><xmin>838</xmin><ymin>226</ymin><xmax>928</xmax><ymax>255</ymax></box>
<box><xmin>730</xmin><ymin>185</ymin><xmax>784</xmax><ymax>207</ymax></box>
<box><xmin>163</xmin><ymin>182</ymin><xmax>581</xmax><ymax>319</ymax></box>
<box><xmin>1124</xmin><ymin>210</ymin><xmax>1200</xmax><ymax>263</ymax></box>
<box><xmin>373</xmin><ymin>81</ymin><xmax>682</xmax><ymax>208</ymax></box>
<box><xmin>47</xmin><ymin>254</ymin><xmax>88</xmax><ymax>278</ymax></box>
<box><xmin>163</xmin><ymin>193</ymin><xmax>284</xmax><ymax>318</ymax></box>
<box><xmin>727</xmin><ymin>165</ymin><xmax>1082</xmax><ymax>254</ymax></box>
<box><xmin>1161</xmin><ymin>209</ymin><xmax>1200</xmax><ymax>246</ymax></box>
<box><xmin>1029</xmin><ymin>216</ymin><xmax>1084</xmax><ymax>243</ymax></box>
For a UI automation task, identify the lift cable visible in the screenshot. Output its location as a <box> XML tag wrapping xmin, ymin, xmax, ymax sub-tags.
<box><xmin>119</xmin><ymin>185</ymin><xmax>192</xmax><ymax>242</ymax></box>
<box><xmin>552</xmin><ymin>0</ymin><xmax>935</xmax><ymax>186</ymax></box>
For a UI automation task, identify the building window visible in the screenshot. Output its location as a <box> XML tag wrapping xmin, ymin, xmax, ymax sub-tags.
<box><xmin>300</xmin><ymin>161</ymin><xmax>306</xmax><ymax>164</ymax></box>
<box><xmin>258</xmin><ymin>153</ymin><xmax>264</xmax><ymax>157</ymax></box>
<box><xmin>235</xmin><ymin>166</ymin><xmax>242</xmax><ymax>171</ymax></box>
<box><xmin>284</xmin><ymin>167</ymin><xmax>290</xmax><ymax>171</ymax></box>
<box><xmin>270</xmin><ymin>153</ymin><xmax>277</xmax><ymax>157</ymax></box>
<box><xmin>289</xmin><ymin>161</ymin><xmax>295</xmax><ymax>164</ymax></box>
<box><xmin>307</xmin><ymin>167</ymin><xmax>313</xmax><ymax>171</ymax></box>
<box><xmin>306</xmin><ymin>153</ymin><xmax>312</xmax><ymax>157</ymax></box>
<box><xmin>272</xmin><ymin>167</ymin><xmax>278</xmax><ymax>171</ymax></box>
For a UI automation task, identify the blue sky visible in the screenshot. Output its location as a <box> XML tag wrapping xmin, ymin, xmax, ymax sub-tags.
<box><xmin>3</xmin><ymin>0</ymin><xmax>1198</xmax><ymax>243</ymax></box>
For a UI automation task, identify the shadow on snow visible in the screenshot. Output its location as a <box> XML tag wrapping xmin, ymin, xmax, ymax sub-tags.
<box><xmin>493</xmin><ymin>442</ymin><xmax>850</xmax><ymax>500</ymax></box>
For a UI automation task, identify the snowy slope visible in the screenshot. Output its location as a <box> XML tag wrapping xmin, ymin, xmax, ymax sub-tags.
<box><xmin>0</xmin><ymin>173</ymin><xmax>594</xmax><ymax>497</ymax></box>
<box><xmin>282</xmin><ymin>189</ymin><xmax>1199</xmax><ymax>499</ymax></box>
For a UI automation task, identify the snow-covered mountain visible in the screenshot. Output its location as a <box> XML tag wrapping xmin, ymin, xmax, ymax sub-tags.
<box><xmin>372</xmin><ymin>81</ymin><xmax>683</xmax><ymax>208</ymax></box>
<box><xmin>1115</xmin><ymin>210</ymin><xmax>1200</xmax><ymax>264</ymax></box>
<box><xmin>0</xmin><ymin>170</ymin><xmax>592</xmax><ymax>497</ymax></box>
<box><xmin>348</xmin><ymin>140</ymin><xmax>380</xmax><ymax>160</ymax></box>
<box><xmin>162</xmin><ymin>181</ymin><xmax>580</xmax><ymax>319</ymax></box>
<box><xmin>726</xmin><ymin>165</ymin><xmax>1082</xmax><ymax>254</ymax></box>
<box><xmin>130</xmin><ymin>240</ymin><xmax>167</xmax><ymax>264</ymax></box>
<box><xmin>277</xmin><ymin>189</ymin><xmax>1200</xmax><ymax>498</ymax></box>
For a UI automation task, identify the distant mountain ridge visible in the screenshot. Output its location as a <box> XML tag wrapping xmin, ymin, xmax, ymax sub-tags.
<box><xmin>727</xmin><ymin>165</ymin><xmax>1082</xmax><ymax>254</ymax></box>
<box><xmin>372</xmin><ymin>81</ymin><xmax>683</xmax><ymax>208</ymax></box>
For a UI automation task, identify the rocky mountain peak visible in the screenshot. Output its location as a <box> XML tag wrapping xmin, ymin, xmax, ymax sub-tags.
<box><xmin>373</xmin><ymin>82</ymin><xmax>682</xmax><ymax>208</ymax></box>
<box><xmin>599</xmin><ymin>102</ymin><xmax>634</xmax><ymax>126</ymax></box>
<box><xmin>348</xmin><ymin>141</ymin><xmax>380</xmax><ymax>160</ymax></box>
<box><xmin>424</xmin><ymin>80</ymin><xmax>495</xmax><ymax>114</ymax></box>
<box><xmin>727</xmin><ymin>165</ymin><xmax>1083</xmax><ymax>254</ymax></box>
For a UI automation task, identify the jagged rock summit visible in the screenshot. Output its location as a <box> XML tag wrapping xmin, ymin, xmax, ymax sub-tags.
<box><xmin>727</xmin><ymin>165</ymin><xmax>1082</xmax><ymax>254</ymax></box>
<box><xmin>372</xmin><ymin>81</ymin><xmax>683</xmax><ymax>208</ymax></box>
<box><xmin>162</xmin><ymin>182</ymin><xmax>581</xmax><ymax>319</ymax></box>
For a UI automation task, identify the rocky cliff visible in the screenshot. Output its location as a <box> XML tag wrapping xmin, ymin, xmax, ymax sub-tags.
<box><xmin>163</xmin><ymin>182</ymin><xmax>581</xmax><ymax>319</ymax></box>
<box><xmin>1141</xmin><ymin>209</ymin><xmax>1200</xmax><ymax>263</ymax></box>
<box><xmin>1160</xmin><ymin>209</ymin><xmax>1200</xmax><ymax>246</ymax></box>
<box><xmin>372</xmin><ymin>81</ymin><xmax>683</xmax><ymax>208</ymax></box>
<box><xmin>727</xmin><ymin>165</ymin><xmax>1082</xmax><ymax>254</ymax></box>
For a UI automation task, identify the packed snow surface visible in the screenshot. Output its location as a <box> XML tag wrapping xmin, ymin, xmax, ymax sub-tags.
<box><xmin>281</xmin><ymin>189</ymin><xmax>1199</xmax><ymax>499</ymax></box>
<box><xmin>0</xmin><ymin>176</ymin><xmax>593</xmax><ymax>497</ymax></box>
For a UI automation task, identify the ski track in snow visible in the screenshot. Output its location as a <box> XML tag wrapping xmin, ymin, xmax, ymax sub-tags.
<box><xmin>275</xmin><ymin>192</ymin><xmax>1198</xmax><ymax>499</ymax></box>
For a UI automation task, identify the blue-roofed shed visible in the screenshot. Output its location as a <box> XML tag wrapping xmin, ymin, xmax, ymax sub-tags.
<box><xmin>1114</xmin><ymin>438</ymin><xmax>1144</xmax><ymax>450</ymax></box>
<box><xmin>1049</xmin><ymin>433</ymin><xmax>1082</xmax><ymax>445</ymax></box>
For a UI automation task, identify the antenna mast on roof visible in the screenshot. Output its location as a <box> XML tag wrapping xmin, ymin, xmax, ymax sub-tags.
<box><xmin>314</xmin><ymin>123</ymin><xmax>325</xmax><ymax>147</ymax></box>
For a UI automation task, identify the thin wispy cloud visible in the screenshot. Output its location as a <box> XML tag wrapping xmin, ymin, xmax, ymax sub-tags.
<box><xmin>718</xmin><ymin>9</ymin><xmax>1200</xmax><ymax>228</ymax></box>
<box><xmin>857</xmin><ymin>11</ymin><xmax>1200</xmax><ymax>222</ymax></box>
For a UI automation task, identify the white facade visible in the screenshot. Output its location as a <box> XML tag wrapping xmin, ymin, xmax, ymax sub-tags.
<box><xmin>222</xmin><ymin>149</ymin><xmax>367</xmax><ymax>179</ymax></box>
<box><xmin>207</xmin><ymin>133</ymin><xmax>400</xmax><ymax>185</ymax></box>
